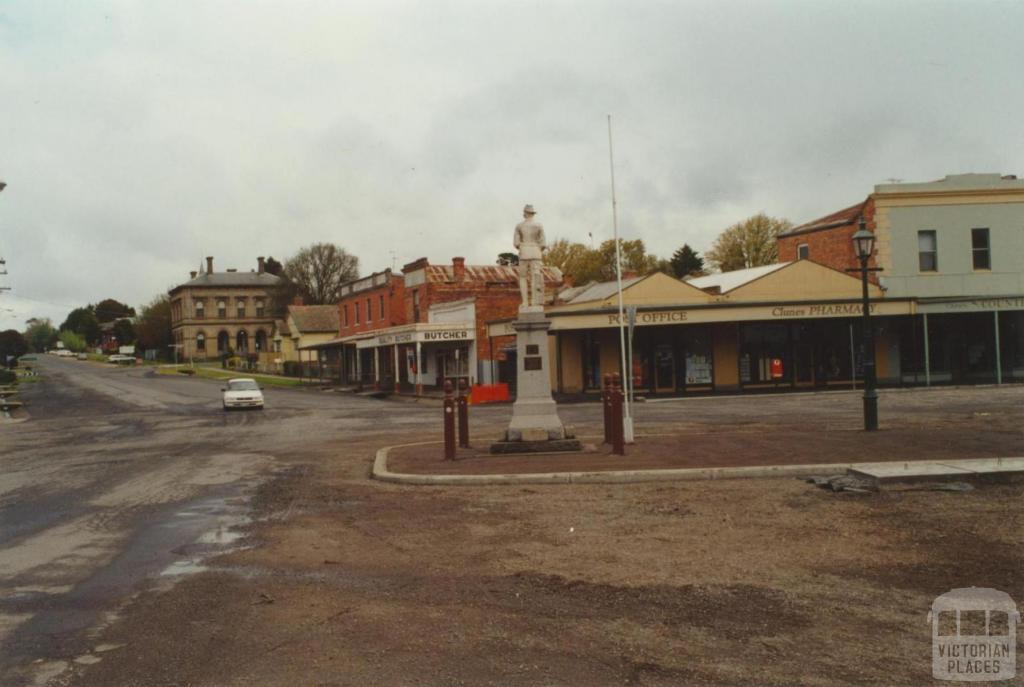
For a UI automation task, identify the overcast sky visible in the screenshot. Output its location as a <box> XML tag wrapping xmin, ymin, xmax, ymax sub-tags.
<box><xmin>1</xmin><ymin>0</ymin><xmax>1022</xmax><ymax>329</ymax></box>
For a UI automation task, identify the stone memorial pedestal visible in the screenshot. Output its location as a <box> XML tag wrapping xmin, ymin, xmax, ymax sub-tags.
<box><xmin>491</xmin><ymin>308</ymin><xmax>582</xmax><ymax>454</ymax></box>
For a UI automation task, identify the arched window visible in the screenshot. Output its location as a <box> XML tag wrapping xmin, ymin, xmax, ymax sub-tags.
<box><xmin>217</xmin><ymin>331</ymin><xmax>230</xmax><ymax>353</ymax></box>
<box><xmin>196</xmin><ymin>332</ymin><xmax>206</xmax><ymax>351</ymax></box>
<box><xmin>236</xmin><ymin>330</ymin><xmax>248</xmax><ymax>353</ymax></box>
<box><xmin>255</xmin><ymin>300</ymin><xmax>265</xmax><ymax>318</ymax></box>
<box><xmin>217</xmin><ymin>300</ymin><xmax>227</xmax><ymax>318</ymax></box>
<box><xmin>195</xmin><ymin>300</ymin><xmax>205</xmax><ymax>318</ymax></box>
<box><xmin>255</xmin><ymin>330</ymin><xmax>267</xmax><ymax>352</ymax></box>
<box><xmin>236</xmin><ymin>300</ymin><xmax>246</xmax><ymax>318</ymax></box>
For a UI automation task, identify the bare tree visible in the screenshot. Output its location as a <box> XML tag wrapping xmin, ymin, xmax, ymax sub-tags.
<box><xmin>706</xmin><ymin>213</ymin><xmax>792</xmax><ymax>272</ymax></box>
<box><xmin>282</xmin><ymin>243</ymin><xmax>359</xmax><ymax>305</ymax></box>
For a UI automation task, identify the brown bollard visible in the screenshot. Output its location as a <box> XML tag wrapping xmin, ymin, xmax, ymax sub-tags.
<box><xmin>602</xmin><ymin>373</ymin><xmax>613</xmax><ymax>444</ymax></box>
<box><xmin>443</xmin><ymin>379</ymin><xmax>456</xmax><ymax>460</ymax></box>
<box><xmin>457</xmin><ymin>378</ymin><xmax>470</xmax><ymax>448</ymax></box>
<box><xmin>610</xmin><ymin>373</ymin><xmax>625</xmax><ymax>456</ymax></box>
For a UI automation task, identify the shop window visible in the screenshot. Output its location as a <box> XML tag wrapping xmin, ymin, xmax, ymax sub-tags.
<box><xmin>918</xmin><ymin>230</ymin><xmax>938</xmax><ymax>272</ymax></box>
<box><xmin>971</xmin><ymin>228</ymin><xmax>990</xmax><ymax>270</ymax></box>
<box><xmin>583</xmin><ymin>332</ymin><xmax>601</xmax><ymax>390</ymax></box>
<box><xmin>195</xmin><ymin>301</ymin><xmax>205</xmax><ymax>318</ymax></box>
<box><xmin>682</xmin><ymin>327</ymin><xmax>714</xmax><ymax>387</ymax></box>
<box><xmin>797</xmin><ymin>244</ymin><xmax>809</xmax><ymax>260</ymax></box>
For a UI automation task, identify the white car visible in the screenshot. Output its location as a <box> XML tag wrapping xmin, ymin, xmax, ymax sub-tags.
<box><xmin>55</xmin><ymin>349</ymin><xmax>75</xmax><ymax>357</ymax></box>
<box><xmin>222</xmin><ymin>378</ymin><xmax>265</xmax><ymax>410</ymax></box>
<box><xmin>107</xmin><ymin>354</ymin><xmax>135</xmax><ymax>364</ymax></box>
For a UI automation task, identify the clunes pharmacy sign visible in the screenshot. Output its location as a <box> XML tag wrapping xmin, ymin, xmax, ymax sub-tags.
<box><xmin>771</xmin><ymin>303</ymin><xmax>877</xmax><ymax>318</ymax></box>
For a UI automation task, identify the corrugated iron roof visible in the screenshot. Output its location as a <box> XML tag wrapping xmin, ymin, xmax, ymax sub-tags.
<box><xmin>687</xmin><ymin>263</ymin><xmax>791</xmax><ymax>293</ymax></box>
<box><xmin>780</xmin><ymin>200</ymin><xmax>866</xmax><ymax>237</ymax></box>
<box><xmin>423</xmin><ymin>264</ymin><xmax>562</xmax><ymax>285</ymax></box>
<box><xmin>288</xmin><ymin>305</ymin><xmax>339</xmax><ymax>333</ymax></box>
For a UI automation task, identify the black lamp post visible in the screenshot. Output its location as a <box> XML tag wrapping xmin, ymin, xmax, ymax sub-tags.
<box><xmin>851</xmin><ymin>219</ymin><xmax>879</xmax><ymax>431</ymax></box>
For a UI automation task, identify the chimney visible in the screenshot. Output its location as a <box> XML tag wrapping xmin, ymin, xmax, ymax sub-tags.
<box><xmin>206</xmin><ymin>256</ymin><xmax>214</xmax><ymax>274</ymax></box>
<box><xmin>258</xmin><ymin>256</ymin><xmax>266</xmax><ymax>274</ymax></box>
<box><xmin>452</xmin><ymin>256</ymin><xmax>466</xmax><ymax>281</ymax></box>
<box><xmin>190</xmin><ymin>271</ymin><xmax>198</xmax><ymax>279</ymax></box>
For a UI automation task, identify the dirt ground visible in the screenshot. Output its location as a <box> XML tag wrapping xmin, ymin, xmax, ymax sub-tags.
<box><xmin>67</xmin><ymin>387</ymin><xmax>1024</xmax><ymax>686</ymax></box>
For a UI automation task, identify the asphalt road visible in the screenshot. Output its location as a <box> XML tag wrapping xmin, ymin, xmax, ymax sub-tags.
<box><xmin>2</xmin><ymin>357</ymin><xmax>1021</xmax><ymax>686</ymax></box>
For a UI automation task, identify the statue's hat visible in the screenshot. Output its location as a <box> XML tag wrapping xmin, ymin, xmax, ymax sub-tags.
<box><xmin>523</xmin><ymin>204</ymin><xmax>536</xmax><ymax>214</ymax></box>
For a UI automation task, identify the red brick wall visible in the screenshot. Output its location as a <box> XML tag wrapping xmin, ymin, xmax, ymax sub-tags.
<box><xmin>409</xmin><ymin>278</ymin><xmax>521</xmax><ymax>362</ymax></box>
<box><xmin>337</xmin><ymin>275</ymin><xmax>406</xmax><ymax>336</ymax></box>
<box><xmin>777</xmin><ymin>198</ymin><xmax>879</xmax><ymax>274</ymax></box>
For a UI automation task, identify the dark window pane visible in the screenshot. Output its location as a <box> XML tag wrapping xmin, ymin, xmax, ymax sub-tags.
<box><xmin>973</xmin><ymin>250</ymin><xmax>991</xmax><ymax>270</ymax></box>
<box><xmin>919</xmin><ymin>252</ymin><xmax>937</xmax><ymax>272</ymax></box>
<box><xmin>971</xmin><ymin>228</ymin><xmax>989</xmax><ymax>249</ymax></box>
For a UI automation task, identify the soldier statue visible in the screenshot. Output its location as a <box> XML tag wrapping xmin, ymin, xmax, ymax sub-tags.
<box><xmin>513</xmin><ymin>204</ymin><xmax>546</xmax><ymax>308</ymax></box>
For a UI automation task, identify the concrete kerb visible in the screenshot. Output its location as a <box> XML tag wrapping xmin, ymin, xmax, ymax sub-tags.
<box><xmin>371</xmin><ymin>440</ymin><xmax>866</xmax><ymax>486</ymax></box>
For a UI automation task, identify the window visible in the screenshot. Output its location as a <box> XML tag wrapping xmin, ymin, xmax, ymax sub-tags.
<box><xmin>918</xmin><ymin>230</ymin><xmax>937</xmax><ymax>272</ymax></box>
<box><xmin>255</xmin><ymin>300</ymin><xmax>265</xmax><ymax>317</ymax></box>
<box><xmin>236</xmin><ymin>300</ymin><xmax>246</xmax><ymax>318</ymax></box>
<box><xmin>412</xmin><ymin>290</ymin><xmax>420</xmax><ymax>321</ymax></box>
<box><xmin>195</xmin><ymin>300</ymin><xmax>205</xmax><ymax>318</ymax></box>
<box><xmin>342</xmin><ymin>305</ymin><xmax>349</xmax><ymax>328</ymax></box>
<box><xmin>379</xmin><ymin>295</ymin><xmax>385</xmax><ymax>320</ymax></box>
<box><xmin>971</xmin><ymin>228</ymin><xmax>990</xmax><ymax>270</ymax></box>
<box><xmin>196</xmin><ymin>332</ymin><xmax>206</xmax><ymax>351</ymax></box>
<box><xmin>367</xmin><ymin>297</ymin><xmax>372</xmax><ymax>321</ymax></box>
<box><xmin>217</xmin><ymin>300</ymin><xmax>227</xmax><ymax>318</ymax></box>
<box><xmin>797</xmin><ymin>244</ymin><xmax>809</xmax><ymax>260</ymax></box>
<box><xmin>355</xmin><ymin>302</ymin><xmax>360</xmax><ymax>324</ymax></box>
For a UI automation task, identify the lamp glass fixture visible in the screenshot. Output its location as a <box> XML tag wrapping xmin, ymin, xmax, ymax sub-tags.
<box><xmin>852</xmin><ymin>220</ymin><xmax>875</xmax><ymax>260</ymax></box>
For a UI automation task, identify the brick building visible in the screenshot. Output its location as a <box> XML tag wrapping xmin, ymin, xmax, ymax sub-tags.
<box><xmin>308</xmin><ymin>257</ymin><xmax>561</xmax><ymax>393</ymax></box>
<box><xmin>169</xmin><ymin>256</ymin><xmax>279</xmax><ymax>361</ymax></box>
<box><xmin>777</xmin><ymin>198</ymin><xmax>878</xmax><ymax>274</ymax></box>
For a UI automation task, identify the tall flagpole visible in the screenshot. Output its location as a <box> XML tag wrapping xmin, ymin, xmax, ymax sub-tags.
<box><xmin>607</xmin><ymin>115</ymin><xmax>634</xmax><ymax>443</ymax></box>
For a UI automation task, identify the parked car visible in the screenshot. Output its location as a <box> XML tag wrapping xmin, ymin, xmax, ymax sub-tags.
<box><xmin>222</xmin><ymin>378</ymin><xmax>264</xmax><ymax>410</ymax></box>
<box><xmin>107</xmin><ymin>354</ymin><xmax>135</xmax><ymax>364</ymax></box>
<box><xmin>55</xmin><ymin>349</ymin><xmax>75</xmax><ymax>357</ymax></box>
<box><xmin>76</xmin><ymin>353</ymin><xmax>88</xmax><ymax>360</ymax></box>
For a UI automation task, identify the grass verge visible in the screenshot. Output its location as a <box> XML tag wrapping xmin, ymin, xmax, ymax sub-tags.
<box><xmin>156</xmin><ymin>365</ymin><xmax>304</xmax><ymax>388</ymax></box>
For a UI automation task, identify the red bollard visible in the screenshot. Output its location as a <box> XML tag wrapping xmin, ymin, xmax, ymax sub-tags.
<box><xmin>443</xmin><ymin>379</ymin><xmax>456</xmax><ymax>460</ymax></box>
<box><xmin>602</xmin><ymin>373</ymin><xmax>613</xmax><ymax>445</ymax></box>
<box><xmin>457</xmin><ymin>378</ymin><xmax>470</xmax><ymax>448</ymax></box>
<box><xmin>610</xmin><ymin>373</ymin><xmax>625</xmax><ymax>456</ymax></box>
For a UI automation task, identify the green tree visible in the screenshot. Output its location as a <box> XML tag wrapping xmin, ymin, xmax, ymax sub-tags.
<box><xmin>594</xmin><ymin>239</ymin><xmax>660</xmax><ymax>282</ymax></box>
<box><xmin>544</xmin><ymin>238</ymin><xmax>663</xmax><ymax>285</ymax></box>
<box><xmin>60</xmin><ymin>307</ymin><xmax>101</xmax><ymax>345</ymax></box>
<box><xmin>112</xmin><ymin>319</ymin><xmax>136</xmax><ymax>347</ymax></box>
<box><xmin>281</xmin><ymin>243</ymin><xmax>360</xmax><ymax>306</ymax></box>
<box><xmin>135</xmin><ymin>295</ymin><xmax>172</xmax><ymax>358</ymax></box>
<box><xmin>24</xmin><ymin>318</ymin><xmax>58</xmax><ymax>352</ymax></box>
<box><xmin>264</xmin><ymin>256</ymin><xmax>284</xmax><ymax>276</ymax></box>
<box><xmin>58</xmin><ymin>330</ymin><xmax>87</xmax><ymax>352</ymax></box>
<box><xmin>669</xmin><ymin>244</ymin><xmax>705</xmax><ymax>278</ymax></box>
<box><xmin>0</xmin><ymin>329</ymin><xmax>29</xmax><ymax>367</ymax></box>
<box><xmin>706</xmin><ymin>213</ymin><xmax>792</xmax><ymax>272</ymax></box>
<box><xmin>93</xmin><ymin>298</ymin><xmax>136</xmax><ymax>323</ymax></box>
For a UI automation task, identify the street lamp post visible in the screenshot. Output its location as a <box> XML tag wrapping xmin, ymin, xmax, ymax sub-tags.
<box><xmin>849</xmin><ymin>219</ymin><xmax>881</xmax><ymax>431</ymax></box>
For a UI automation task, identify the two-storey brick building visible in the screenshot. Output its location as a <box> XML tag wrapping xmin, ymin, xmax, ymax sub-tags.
<box><xmin>169</xmin><ymin>256</ymin><xmax>280</xmax><ymax>361</ymax></box>
<box><xmin>308</xmin><ymin>257</ymin><xmax>561</xmax><ymax>393</ymax></box>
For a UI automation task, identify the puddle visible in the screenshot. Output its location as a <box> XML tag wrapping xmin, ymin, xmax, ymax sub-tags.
<box><xmin>196</xmin><ymin>528</ymin><xmax>246</xmax><ymax>545</ymax></box>
<box><xmin>160</xmin><ymin>560</ymin><xmax>208</xmax><ymax>577</ymax></box>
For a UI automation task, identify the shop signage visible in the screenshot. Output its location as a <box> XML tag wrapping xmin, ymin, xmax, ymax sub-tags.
<box><xmin>607</xmin><ymin>310</ymin><xmax>687</xmax><ymax>325</ymax></box>
<box><xmin>771</xmin><ymin>303</ymin><xmax>876</xmax><ymax>318</ymax></box>
<box><xmin>918</xmin><ymin>297</ymin><xmax>1024</xmax><ymax>314</ymax></box>
<box><xmin>359</xmin><ymin>326</ymin><xmax>475</xmax><ymax>349</ymax></box>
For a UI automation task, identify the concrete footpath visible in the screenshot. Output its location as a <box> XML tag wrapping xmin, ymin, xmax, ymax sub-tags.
<box><xmin>372</xmin><ymin>441</ymin><xmax>1024</xmax><ymax>486</ymax></box>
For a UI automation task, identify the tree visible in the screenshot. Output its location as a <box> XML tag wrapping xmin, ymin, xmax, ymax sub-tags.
<box><xmin>58</xmin><ymin>330</ymin><xmax>87</xmax><ymax>352</ymax></box>
<box><xmin>24</xmin><ymin>318</ymin><xmax>58</xmax><ymax>352</ymax></box>
<box><xmin>496</xmin><ymin>252</ymin><xmax>519</xmax><ymax>266</ymax></box>
<box><xmin>669</xmin><ymin>244</ymin><xmax>706</xmax><ymax>278</ymax></box>
<box><xmin>544</xmin><ymin>238</ymin><xmax>663</xmax><ymax>285</ymax></box>
<box><xmin>112</xmin><ymin>319</ymin><xmax>136</xmax><ymax>347</ymax></box>
<box><xmin>135</xmin><ymin>295</ymin><xmax>172</xmax><ymax>358</ymax></box>
<box><xmin>93</xmin><ymin>298</ymin><xmax>136</xmax><ymax>323</ymax></box>
<box><xmin>60</xmin><ymin>307</ymin><xmax>101</xmax><ymax>345</ymax></box>
<box><xmin>281</xmin><ymin>243</ymin><xmax>359</xmax><ymax>305</ymax></box>
<box><xmin>0</xmin><ymin>329</ymin><xmax>28</xmax><ymax>367</ymax></box>
<box><xmin>706</xmin><ymin>213</ymin><xmax>793</xmax><ymax>272</ymax></box>
<box><xmin>264</xmin><ymin>256</ymin><xmax>284</xmax><ymax>276</ymax></box>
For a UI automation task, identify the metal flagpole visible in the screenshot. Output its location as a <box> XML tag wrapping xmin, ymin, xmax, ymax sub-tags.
<box><xmin>607</xmin><ymin>115</ymin><xmax>634</xmax><ymax>443</ymax></box>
